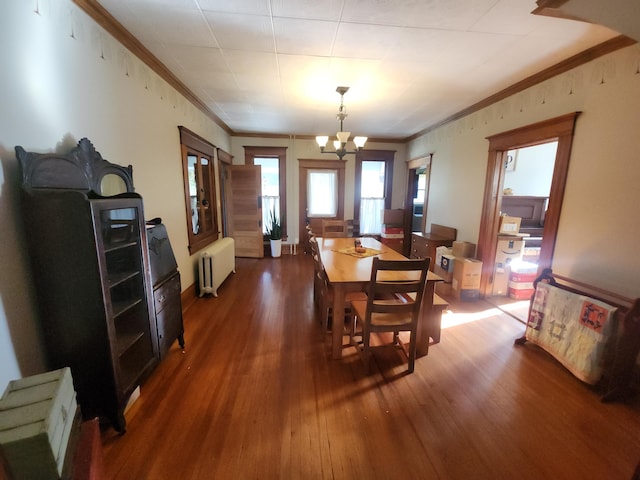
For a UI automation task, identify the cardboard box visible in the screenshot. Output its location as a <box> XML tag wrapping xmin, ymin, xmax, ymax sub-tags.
<box><xmin>435</xmin><ymin>246</ymin><xmax>452</xmax><ymax>268</ymax></box>
<box><xmin>433</xmin><ymin>264</ymin><xmax>453</xmax><ymax>283</ymax></box>
<box><xmin>452</xmin><ymin>241</ymin><xmax>476</xmax><ymax>258</ymax></box>
<box><xmin>508</xmin><ymin>280</ymin><xmax>535</xmax><ymax>300</ymax></box>
<box><xmin>498</xmin><ymin>215</ymin><xmax>521</xmax><ymax>234</ymax></box>
<box><xmin>510</xmin><ymin>271</ymin><xmax>537</xmax><ymax>283</ymax></box>
<box><xmin>509</xmin><ymin>288</ymin><xmax>534</xmax><ymax>300</ymax></box>
<box><xmin>492</xmin><ymin>263</ymin><xmax>511</xmax><ymax>296</ymax></box>
<box><xmin>0</xmin><ymin>368</ymin><xmax>78</xmax><ymax>479</ymax></box>
<box><xmin>440</xmin><ymin>254</ymin><xmax>456</xmax><ymax>272</ymax></box>
<box><xmin>382</xmin><ymin>209</ymin><xmax>404</xmax><ymax>226</ymax></box>
<box><xmin>495</xmin><ymin>236</ymin><xmax>524</xmax><ymax>265</ymax></box>
<box><xmin>452</xmin><ymin>258</ymin><xmax>482</xmax><ymax>291</ymax></box>
<box><xmin>457</xmin><ymin>288</ymin><xmax>480</xmax><ymax>301</ymax></box>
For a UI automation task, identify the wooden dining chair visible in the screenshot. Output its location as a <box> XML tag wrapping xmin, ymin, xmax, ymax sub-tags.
<box><xmin>321</xmin><ymin>219</ymin><xmax>348</xmax><ymax>238</ymax></box>
<box><xmin>309</xmin><ymin>237</ymin><xmax>365</xmax><ymax>333</ymax></box>
<box><xmin>350</xmin><ymin>257</ymin><xmax>430</xmax><ymax>373</ymax></box>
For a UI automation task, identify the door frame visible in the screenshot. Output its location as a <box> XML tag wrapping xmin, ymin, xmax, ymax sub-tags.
<box><xmin>298</xmin><ymin>159</ymin><xmax>345</xmax><ymax>251</ymax></box>
<box><xmin>404</xmin><ymin>154</ymin><xmax>433</xmax><ymax>256</ymax></box>
<box><xmin>477</xmin><ymin>112</ymin><xmax>580</xmax><ymax>297</ymax></box>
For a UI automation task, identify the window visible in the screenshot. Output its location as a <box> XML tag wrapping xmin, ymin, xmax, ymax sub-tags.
<box><xmin>245</xmin><ymin>147</ymin><xmax>287</xmax><ymax>237</ymax></box>
<box><xmin>355</xmin><ymin>150</ymin><xmax>395</xmax><ymax>235</ymax></box>
<box><xmin>178</xmin><ymin>126</ymin><xmax>219</xmax><ymax>254</ymax></box>
<box><xmin>307</xmin><ymin>170</ymin><xmax>338</xmax><ymax>217</ymax></box>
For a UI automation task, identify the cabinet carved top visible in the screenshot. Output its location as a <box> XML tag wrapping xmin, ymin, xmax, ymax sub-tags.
<box><xmin>16</xmin><ymin>137</ymin><xmax>135</xmax><ymax>196</ymax></box>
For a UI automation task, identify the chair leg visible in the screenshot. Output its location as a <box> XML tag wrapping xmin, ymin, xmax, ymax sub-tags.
<box><xmin>362</xmin><ymin>329</ymin><xmax>372</xmax><ymax>372</ymax></box>
<box><xmin>408</xmin><ymin>332</ymin><xmax>417</xmax><ymax>373</ymax></box>
<box><xmin>349</xmin><ymin>312</ymin><xmax>357</xmax><ymax>346</ymax></box>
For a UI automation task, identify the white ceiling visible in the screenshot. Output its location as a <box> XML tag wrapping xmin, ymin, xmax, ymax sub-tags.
<box><xmin>96</xmin><ymin>0</ymin><xmax>625</xmax><ymax>140</ymax></box>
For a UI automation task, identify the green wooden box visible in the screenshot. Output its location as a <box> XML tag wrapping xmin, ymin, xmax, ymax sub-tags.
<box><xmin>0</xmin><ymin>368</ymin><xmax>77</xmax><ymax>480</ymax></box>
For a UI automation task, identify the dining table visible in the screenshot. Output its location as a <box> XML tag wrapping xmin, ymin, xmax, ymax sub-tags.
<box><xmin>316</xmin><ymin>236</ymin><xmax>444</xmax><ymax>360</ymax></box>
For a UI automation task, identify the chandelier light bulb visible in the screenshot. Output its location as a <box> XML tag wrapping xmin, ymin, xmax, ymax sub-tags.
<box><xmin>315</xmin><ymin>136</ymin><xmax>329</xmax><ymax>148</ymax></box>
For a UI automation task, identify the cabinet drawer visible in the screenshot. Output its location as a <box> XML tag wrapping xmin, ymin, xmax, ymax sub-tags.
<box><xmin>411</xmin><ymin>235</ymin><xmax>429</xmax><ymax>259</ymax></box>
<box><xmin>154</xmin><ymin>273</ymin><xmax>181</xmax><ymax>314</ymax></box>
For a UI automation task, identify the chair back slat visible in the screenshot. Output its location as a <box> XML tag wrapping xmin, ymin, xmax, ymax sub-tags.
<box><xmin>321</xmin><ymin>219</ymin><xmax>349</xmax><ymax>238</ymax></box>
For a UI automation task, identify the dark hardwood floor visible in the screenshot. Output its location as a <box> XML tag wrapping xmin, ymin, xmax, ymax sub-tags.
<box><xmin>102</xmin><ymin>254</ymin><xmax>640</xmax><ymax>479</ymax></box>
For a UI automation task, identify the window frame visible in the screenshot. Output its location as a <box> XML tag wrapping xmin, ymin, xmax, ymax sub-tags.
<box><xmin>244</xmin><ymin>146</ymin><xmax>287</xmax><ymax>238</ymax></box>
<box><xmin>178</xmin><ymin>126</ymin><xmax>219</xmax><ymax>254</ymax></box>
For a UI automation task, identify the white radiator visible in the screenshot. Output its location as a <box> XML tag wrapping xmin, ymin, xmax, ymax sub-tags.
<box><xmin>199</xmin><ymin>237</ymin><xmax>235</xmax><ymax>297</ymax></box>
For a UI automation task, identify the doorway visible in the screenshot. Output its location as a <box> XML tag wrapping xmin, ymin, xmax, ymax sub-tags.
<box><xmin>477</xmin><ymin>112</ymin><xmax>580</xmax><ymax>301</ymax></box>
<box><xmin>403</xmin><ymin>155</ymin><xmax>432</xmax><ymax>256</ymax></box>
<box><xmin>487</xmin><ymin>142</ymin><xmax>557</xmax><ymax>321</ymax></box>
<box><xmin>298</xmin><ymin>159</ymin><xmax>345</xmax><ymax>253</ymax></box>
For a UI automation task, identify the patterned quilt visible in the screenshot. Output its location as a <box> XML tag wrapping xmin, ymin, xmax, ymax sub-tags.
<box><xmin>525</xmin><ymin>282</ymin><xmax>618</xmax><ymax>384</ymax></box>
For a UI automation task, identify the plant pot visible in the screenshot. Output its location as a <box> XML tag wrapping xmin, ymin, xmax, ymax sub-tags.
<box><xmin>270</xmin><ymin>239</ymin><xmax>282</xmax><ymax>258</ymax></box>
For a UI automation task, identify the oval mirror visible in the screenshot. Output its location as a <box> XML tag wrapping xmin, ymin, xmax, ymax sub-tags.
<box><xmin>100</xmin><ymin>174</ymin><xmax>128</xmax><ymax>196</ymax></box>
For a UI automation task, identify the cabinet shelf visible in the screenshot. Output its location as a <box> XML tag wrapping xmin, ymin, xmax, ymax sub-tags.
<box><xmin>108</xmin><ymin>270</ymin><xmax>140</xmax><ymax>288</ymax></box>
<box><xmin>116</xmin><ymin>330</ymin><xmax>146</xmax><ymax>357</ymax></box>
<box><xmin>104</xmin><ymin>240</ymin><xmax>138</xmax><ymax>253</ymax></box>
<box><xmin>112</xmin><ymin>297</ymin><xmax>143</xmax><ymax>318</ymax></box>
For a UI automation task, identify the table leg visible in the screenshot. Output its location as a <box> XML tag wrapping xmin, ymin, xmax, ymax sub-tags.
<box><xmin>332</xmin><ymin>284</ymin><xmax>346</xmax><ymax>359</ymax></box>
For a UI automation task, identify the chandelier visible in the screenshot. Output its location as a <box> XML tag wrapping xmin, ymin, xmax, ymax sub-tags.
<box><xmin>315</xmin><ymin>86</ymin><xmax>367</xmax><ymax>160</ymax></box>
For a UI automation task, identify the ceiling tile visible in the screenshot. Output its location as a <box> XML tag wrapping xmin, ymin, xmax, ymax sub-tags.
<box><xmin>204</xmin><ymin>12</ymin><xmax>275</xmax><ymax>52</ymax></box>
<box><xmin>271</xmin><ymin>0</ymin><xmax>345</xmax><ymax>21</ymax></box>
<box><xmin>198</xmin><ymin>0</ymin><xmax>271</xmax><ymax>15</ymax></box>
<box><xmin>273</xmin><ymin>18</ymin><xmax>337</xmax><ymax>56</ymax></box>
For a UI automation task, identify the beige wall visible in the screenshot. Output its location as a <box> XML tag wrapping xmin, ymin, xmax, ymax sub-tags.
<box><xmin>408</xmin><ymin>45</ymin><xmax>640</xmax><ymax>299</ymax></box>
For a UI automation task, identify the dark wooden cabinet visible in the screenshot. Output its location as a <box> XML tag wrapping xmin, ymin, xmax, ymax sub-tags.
<box><xmin>410</xmin><ymin>224</ymin><xmax>457</xmax><ymax>270</ymax></box>
<box><xmin>146</xmin><ymin>222</ymin><xmax>185</xmax><ymax>359</ymax></box>
<box><xmin>16</xmin><ymin>139</ymin><xmax>158</xmax><ymax>433</ymax></box>
<box><xmin>153</xmin><ymin>272</ymin><xmax>184</xmax><ymax>358</ymax></box>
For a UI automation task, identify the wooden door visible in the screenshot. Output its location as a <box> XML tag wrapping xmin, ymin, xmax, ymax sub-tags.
<box><xmin>224</xmin><ymin>165</ymin><xmax>263</xmax><ymax>258</ymax></box>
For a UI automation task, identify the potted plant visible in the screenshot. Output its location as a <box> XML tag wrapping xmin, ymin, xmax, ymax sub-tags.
<box><xmin>266</xmin><ymin>207</ymin><xmax>282</xmax><ymax>258</ymax></box>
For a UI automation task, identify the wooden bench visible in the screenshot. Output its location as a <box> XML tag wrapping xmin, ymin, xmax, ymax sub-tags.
<box><xmin>399</xmin><ymin>291</ymin><xmax>449</xmax><ymax>355</ymax></box>
<box><xmin>429</xmin><ymin>293</ymin><xmax>449</xmax><ymax>344</ymax></box>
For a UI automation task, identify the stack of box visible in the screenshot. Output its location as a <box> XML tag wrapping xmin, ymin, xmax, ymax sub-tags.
<box><xmin>0</xmin><ymin>368</ymin><xmax>78</xmax><ymax>480</ymax></box>
<box><xmin>434</xmin><ymin>241</ymin><xmax>476</xmax><ymax>283</ymax></box>
<box><xmin>451</xmin><ymin>241</ymin><xmax>480</xmax><ymax>300</ymax></box>
<box><xmin>508</xmin><ymin>261</ymin><xmax>538</xmax><ymax>299</ymax></box>
<box><xmin>380</xmin><ymin>209</ymin><xmax>404</xmax><ymax>253</ymax></box>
